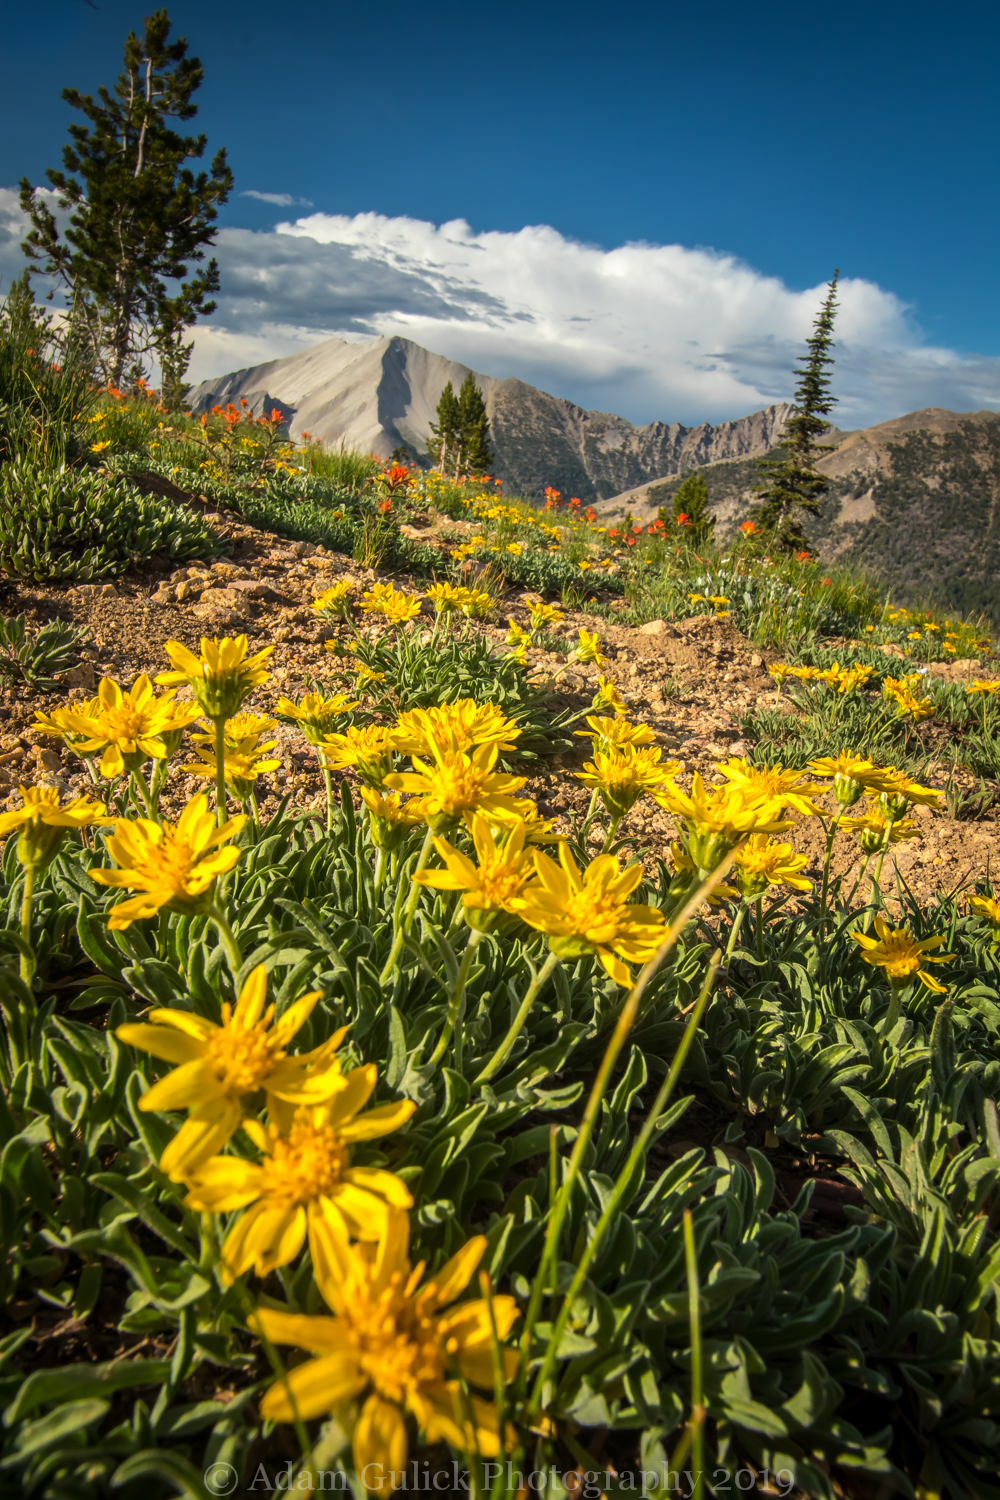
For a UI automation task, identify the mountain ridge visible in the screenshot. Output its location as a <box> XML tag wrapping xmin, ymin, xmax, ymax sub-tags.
<box><xmin>189</xmin><ymin>334</ymin><xmax>792</xmax><ymax>502</ymax></box>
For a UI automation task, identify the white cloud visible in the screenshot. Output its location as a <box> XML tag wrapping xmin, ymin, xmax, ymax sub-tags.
<box><xmin>3</xmin><ymin>187</ymin><xmax>998</xmax><ymax>427</ymax></box>
<box><xmin>240</xmin><ymin>190</ymin><xmax>314</xmax><ymax>208</ymax></box>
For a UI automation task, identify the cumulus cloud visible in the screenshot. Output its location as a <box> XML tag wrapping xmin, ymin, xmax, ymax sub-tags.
<box><xmin>240</xmin><ymin>190</ymin><xmax>314</xmax><ymax>208</ymax></box>
<box><xmin>2</xmin><ymin>186</ymin><xmax>998</xmax><ymax>427</ymax></box>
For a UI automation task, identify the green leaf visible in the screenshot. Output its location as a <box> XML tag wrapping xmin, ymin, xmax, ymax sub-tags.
<box><xmin>5</xmin><ymin>1358</ymin><xmax>171</xmax><ymax>1425</ymax></box>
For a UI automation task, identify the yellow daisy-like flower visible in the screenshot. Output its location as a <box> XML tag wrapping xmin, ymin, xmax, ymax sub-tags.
<box><xmin>359</xmin><ymin>787</ymin><xmax>427</xmax><ymax>848</ymax></box>
<box><xmin>183</xmin><ymin>1085</ymin><xmax>416</xmax><ymax>1282</ymax></box>
<box><xmin>574</xmin><ymin>715</ymin><xmax>656</xmax><ymax>751</ymax></box>
<box><xmin>320</xmin><ymin>726</ymin><xmax>401</xmax><ymax>787</ymax></box>
<box><xmin>884</xmin><ymin>684</ymin><xmax>936</xmax><ymax>723</ymax></box>
<box><xmin>425</xmin><ymin>582</ymin><xmax>470</xmax><ymax>615</ymax></box>
<box><xmin>505</xmin><ymin>619</ymin><xmax>532</xmax><ymax>649</ymax></box>
<box><xmin>839</xmin><ymin>806</ymin><xmax>919</xmax><ymax>854</ymax></box>
<box><xmin>89</xmin><ymin>792</ymin><xmax>246</xmax><ymax>930</ymax></box>
<box><xmin>182</xmin><ymin>736</ymin><xmax>283</xmax><ymax>796</ymax></box>
<box><xmin>573</xmin><ymin>627</ymin><xmax>607</xmax><ymax>666</ymax></box>
<box><xmin>591</xmin><ymin>675</ymin><xmax>627</xmax><ymax>716</ymax></box>
<box><xmin>878</xmin><ymin>769</ymin><xmax>943</xmax><ymax>810</ymax></box>
<box><xmin>51</xmin><ymin>675</ymin><xmax>201</xmax><ymax>779</ymax></box>
<box><xmin>32</xmin><ymin>696</ymin><xmax>102</xmax><ymax>752</ymax></box>
<box><xmin>851</xmin><ymin>914</ymin><xmax>953</xmax><ymax>993</ymax></box>
<box><xmin>412</xmin><ymin>814</ymin><xmax>534</xmax><ymax>930</ymax></box>
<box><xmin>816</xmin><ymin>663</ymin><xmax>874</xmax><ymax>694</ymax></box>
<box><xmin>732</xmin><ymin>835</ymin><xmax>812</xmax><ymax>899</ymax></box>
<box><xmin>393</xmin><ymin>700</ymin><xmax>521</xmax><ymax>759</ymax></box>
<box><xmin>575</xmin><ymin>744</ymin><xmax>681</xmax><ymax>822</ymax></box>
<box><xmin>714</xmin><ymin>758</ymin><xmax>825</xmax><ymax>818</ymax></box>
<box><xmin>117</xmin><ymin>964</ymin><xmax>348</xmax><ymax>1179</ymax></box>
<box><xmin>254</xmin><ymin>1212</ymin><xmax>518</xmax><ymax>1496</ymax></box>
<box><xmin>275</xmin><ymin>692</ymin><xmax>359</xmax><ymax>746</ymax></box>
<box><xmin>351</xmin><ymin>661</ymin><xmax>388</xmax><ymax>688</ymax></box>
<box><xmin>654</xmin><ymin>772</ymin><xmax>790</xmax><ymax>872</ymax></box>
<box><xmin>967</xmin><ymin>680</ymin><xmax>1000</xmax><ymax>696</ymax></box>
<box><xmin>311</xmin><ymin>580</ymin><xmax>354</xmax><ymax>615</ymax></box>
<box><xmin>512</xmin><ymin>843</ymin><xmax>667</xmax><ymax>986</ymax></box>
<box><xmin>156</xmin><ymin>637</ymin><xmax>273</xmax><ymax>721</ymax></box>
<box><xmin>807</xmin><ymin>752</ymin><xmax>894</xmax><ymax>809</ymax></box>
<box><xmin>767</xmin><ymin>663</ymin><xmax>793</xmax><ymax>684</ymax></box>
<box><xmin>384</xmin><ymin>743</ymin><xmax>527</xmax><ymax>833</ymax></box>
<box><xmin>969</xmin><ymin>894</ymin><xmax>1000</xmax><ymax>944</ymax></box>
<box><xmin>0</xmin><ymin>785</ymin><xmax>109</xmax><ymax>871</ymax></box>
<box><xmin>359</xmin><ymin>583</ymin><xmax>422</xmax><ymax>624</ymax></box>
<box><xmin>190</xmin><ymin>712</ymin><xmax>279</xmax><ymax>750</ymax></box>
<box><xmin>461</xmin><ymin>588</ymin><xmax>493</xmax><ymax>619</ymax></box>
<box><xmin>529</xmin><ymin>602</ymin><xmax>564</xmax><ymax>631</ymax></box>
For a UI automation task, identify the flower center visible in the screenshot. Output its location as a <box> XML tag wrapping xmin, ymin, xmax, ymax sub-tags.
<box><xmin>205</xmin><ymin>1021</ymin><xmax>282</xmax><ymax>1096</ymax></box>
<box><xmin>348</xmin><ymin>1279</ymin><xmax>447</xmax><ymax>1405</ymax></box>
<box><xmin>259</xmin><ymin>1122</ymin><xmax>348</xmax><ymax>1207</ymax></box>
<box><xmin>134</xmin><ymin>839</ymin><xmax>197</xmax><ymax>896</ymax></box>
<box><xmin>102</xmin><ymin>705</ymin><xmax>147</xmax><ymax>741</ymax></box>
<box><xmin>565</xmin><ymin>886</ymin><xmax>624</xmax><ymax>937</ymax></box>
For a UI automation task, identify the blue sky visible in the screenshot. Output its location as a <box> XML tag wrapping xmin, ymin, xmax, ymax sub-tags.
<box><xmin>1</xmin><ymin>0</ymin><xmax>999</xmax><ymax>427</ymax></box>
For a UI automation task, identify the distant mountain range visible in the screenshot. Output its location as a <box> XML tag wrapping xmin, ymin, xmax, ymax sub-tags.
<box><xmin>189</xmin><ymin>335</ymin><xmax>792</xmax><ymax>502</ymax></box>
<box><xmin>599</xmin><ymin>408</ymin><xmax>1000</xmax><ymax>619</ymax></box>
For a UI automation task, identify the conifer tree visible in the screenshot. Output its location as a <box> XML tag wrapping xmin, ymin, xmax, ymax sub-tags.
<box><xmin>456</xmin><ymin>372</ymin><xmax>493</xmax><ymax>476</ymax></box>
<box><xmin>671</xmin><ymin>470</ymin><xmax>715</xmax><ymax>544</ymax></box>
<box><xmin>18</xmin><ymin>9</ymin><xmax>231</xmax><ymax>397</ymax></box>
<box><xmin>428</xmin><ymin>380</ymin><xmax>461</xmax><ymax>473</ymax></box>
<box><xmin>751</xmin><ymin>271</ymin><xmax>840</xmax><ymax>552</ymax></box>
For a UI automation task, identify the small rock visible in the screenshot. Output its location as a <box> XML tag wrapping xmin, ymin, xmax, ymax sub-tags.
<box><xmin>62</xmin><ymin>663</ymin><xmax>97</xmax><ymax>690</ymax></box>
<box><xmin>151</xmin><ymin>586</ymin><xmax>176</xmax><ymax>605</ymax></box>
<box><xmin>34</xmin><ymin>748</ymin><xmax>62</xmax><ymax>773</ymax></box>
<box><xmin>290</xmin><ymin>541</ymin><xmax>315</xmax><ymax>558</ymax></box>
<box><xmin>175</xmin><ymin>579</ymin><xmax>208</xmax><ymax>602</ymax></box>
<box><xmin>74</xmin><ymin>583</ymin><xmax>118</xmax><ymax>600</ymax></box>
<box><xmin>226</xmin><ymin>579</ymin><xmax>274</xmax><ymax>599</ymax></box>
<box><xmin>750</xmin><ymin>653</ymin><xmax>764</xmax><ymax>668</ymax></box>
<box><xmin>638</xmin><ymin>619</ymin><xmax>672</xmax><ymax>637</ymax></box>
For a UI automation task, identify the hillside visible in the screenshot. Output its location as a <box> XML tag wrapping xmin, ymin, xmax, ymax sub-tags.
<box><xmin>598</xmin><ymin>407</ymin><xmax>1000</xmax><ymax>617</ymax></box>
<box><xmin>189</xmin><ymin>334</ymin><xmax>791</xmax><ymax>501</ymax></box>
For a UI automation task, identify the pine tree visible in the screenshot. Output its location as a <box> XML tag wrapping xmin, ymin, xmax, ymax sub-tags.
<box><xmin>671</xmin><ymin>470</ymin><xmax>715</xmax><ymax>545</ymax></box>
<box><xmin>456</xmin><ymin>373</ymin><xmax>493</xmax><ymax>476</ymax></box>
<box><xmin>428</xmin><ymin>381</ymin><xmax>461</xmax><ymax>473</ymax></box>
<box><xmin>751</xmin><ymin>271</ymin><xmax>840</xmax><ymax>552</ymax></box>
<box><xmin>18</xmin><ymin>9</ymin><xmax>232</xmax><ymax>393</ymax></box>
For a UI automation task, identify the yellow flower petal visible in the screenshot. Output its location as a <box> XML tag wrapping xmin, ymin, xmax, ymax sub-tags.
<box><xmin>354</xmin><ymin>1395</ymin><xmax>409</xmax><ymax>1495</ymax></box>
<box><xmin>337</xmin><ymin>1098</ymin><xmax>417</xmax><ymax>1142</ymax></box>
<box><xmin>260</xmin><ymin>1353</ymin><xmax>368</xmax><ymax>1423</ymax></box>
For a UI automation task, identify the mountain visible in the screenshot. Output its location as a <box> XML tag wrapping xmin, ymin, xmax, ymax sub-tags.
<box><xmin>598</xmin><ymin>408</ymin><xmax>1000</xmax><ymax>618</ymax></box>
<box><xmin>188</xmin><ymin>334</ymin><xmax>792</xmax><ymax>502</ymax></box>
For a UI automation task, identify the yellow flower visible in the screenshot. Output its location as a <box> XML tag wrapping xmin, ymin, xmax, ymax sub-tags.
<box><xmin>52</xmin><ymin>675</ymin><xmax>201</xmax><ymax>778</ymax></box>
<box><xmin>512</xmin><ymin>843</ymin><xmax>667</xmax><ymax>986</ymax></box>
<box><xmin>117</xmin><ymin>964</ymin><xmax>348</xmax><ymax>1179</ymax></box>
<box><xmin>574</xmin><ymin>715</ymin><xmax>656</xmax><ymax>751</ymax></box>
<box><xmin>183</xmin><ymin>1087</ymin><xmax>416</xmax><ymax>1282</ymax></box>
<box><xmin>573</xmin><ymin>627</ymin><xmax>607</xmax><ymax>666</ymax></box>
<box><xmin>807</xmin><ymin>752</ymin><xmax>893</xmax><ymax>809</ymax></box>
<box><xmin>90</xmin><ymin>439</ymin><xmax>111</xmax><ymax>452</ymax></box>
<box><xmin>384</xmin><ymin>743</ymin><xmax>527</xmax><ymax>832</ymax></box>
<box><xmin>311</xmin><ymin>580</ymin><xmax>354</xmax><ymax>615</ymax></box>
<box><xmin>574</xmin><ymin>744</ymin><xmax>681</xmax><ymax>822</ymax></box>
<box><xmin>591</xmin><ymin>675</ymin><xmax>627</xmax><ymax>716</ymax></box>
<box><xmin>412</xmin><ymin>814</ymin><xmax>534</xmax><ymax>930</ymax></box>
<box><xmin>182</xmin><ymin>736</ymin><xmax>282</xmax><ymax>796</ymax></box>
<box><xmin>688</xmin><ymin>593</ymin><xmax>706</xmax><ymax>605</ymax></box>
<box><xmin>529</xmin><ymin>602</ymin><xmax>564</xmax><ymax>631</ymax></box>
<box><xmin>708</xmin><ymin>595</ymin><xmax>729</xmax><ymax>608</ymax></box>
<box><xmin>275</xmin><ymin>692</ymin><xmax>359</xmax><ymax>745</ymax></box>
<box><xmin>506</xmin><ymin>619</ymin><xmax>532</xmax><ymax>649</ymax></box>
<box><xmin>352</xmin><ymin>661</ymin><xmax>388</xmax><ymax>688</ymax></box>
<box><xmin>878</xmin><ymin>768</ymin><xmax>943</xmax><ymax>811</ymax></box>
<box><xmin>393</xmin><ymin>700</ymin><xmax>521</xmax><ymax>759</ymax></box>
<box><xmin>714</xmin><ymin>758</ymin><xmax>825</xmax><ymax>818</ymax></box>
<box><xmin>506</xmin><ymin>542</ymin><xmax>523</xmax><ymax>556</ymax></box>
<box><xmin>884</xmin><ymin>684</ymin><xmax>936</xmax><ymax>722</ymax></box>
<box><xmin>816</xmin><ymin>663</ymin><xmax>874</xmax><ymax>694</ymax></box>
<box><xmin>969</xmin><ymin>894</ymin><xmax>1000</xmax><ymax>943</ymax></box>
<box><xmin>851</xmin><ymin>914</ymin><xmax>953</xmax><ymax>993</ymax></box>
<box><xmin>840</xmin><ymin>806</ymin><xmax>919</xmax><ymax>854</ymax></box>
<box><xmin>461</xmin><ymin>588</ymin><xmax>493</xmax><ymax>619</ymax></box>
<box><xmin>767</xmin><ymin>663</ymin><xmax>793</xmax><ymax>684</ymax></box>
<box><xmin>89</xmin><ymin>792</ymin><xmax>245</xmax><ymax>929</ymax></box>
<box><xmin>506</xmin><ymin>640</ymin><xmax>528</xmax><ymax>665</ymax></box>
<box><xmin>156</xmin><ymin>637</ymin><xmax>273</xmax><ymax>720</ymax></box>
<box><xmin>654</xmin><ymin>773</ymin><xmax>790</xmax><ymax>873</ymax></box>
<box><xmin>33</xmin><ymin>696</ymin><xmax>102</xmax><ymax>751</ymax></box>
<box><xmin>732</xmin><ymin>835</ymin><xmax>812</xmax><ymax>899</ymax></box>
<box><xmin>254</xmin><ymin>1212</ymin><xmax>517</xmax><ymax>1495</ymax></box>
<box><xmin>425</xmin><ymin>582</ymin><xmax>470</xmax><ymax>614</ymax></box>
<box><xmin>967</xmin><ymin>680</ymin><xmax>1000</xmax><ymax>696</ymax></box>
<box><xmin>359</xmin><ymin>583</ymin><xmax>422</xmax><ymax>623</ymax></box>
<box><xmin>579</xmin><ymin>560</ymin><xmax>593</xmax><ymax>572</ymax></box>
<box><xmin>359</xmin><ymin>787</ymin><xmax>427</xmax><ymax>848</ymax></box>
<box><xmin>0</xmin><ymin>785</ymin><xmax>109</xmax><ymax>871</ymax></box>
<box><xmin>320</xmin><ymin>726</ymin><xmax>400</xmax><ymax>787</ymax></box>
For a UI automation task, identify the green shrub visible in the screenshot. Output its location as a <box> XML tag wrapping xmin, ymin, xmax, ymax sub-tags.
<box><xmin>0</xmin><ymin>614</ymin><xmax>90</xmax><ymax>690</ymax></box>
<box><xmin>0</xmin><ymin>461</ymin><xmax>222</xmax><ymax>583</ymax></box>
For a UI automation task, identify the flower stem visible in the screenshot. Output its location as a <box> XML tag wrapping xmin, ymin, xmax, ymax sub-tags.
<box><xmin>475</xmin><ymin>949</ymin><xmax>562</xmax><ymax>1085</ymax></box>
<box><xmin>321</xmin><ymin>762</ymin><xmax>335</xmax><ymax>833</ymax></box>
<box><xmin>19</xmin><ymin>863</ymin><xmax>36</xmax><ymax>987</ymax></box>
<box><xmin>577</xmin><ymin>788</ymin><xmax>601</xmax><ymax>845</ymax></box>
<box><xmin>819</xmin><ymin>814</ymin><xmax>841</xmax><ymax>916</ymax></box>
<box><xmin>208</xmin><ymin>904</ymin><xmax>243</xmax><ymax>981</ymax></box>
<box><xmin>428</xmin><ymin>927</ymin><xmax>483</xmax><ymax>1069</ymax></box>
<box><xmin>755</xmin><ymin>896</ymin><xmax>764</xmax><ymax>961</ymax></box>
<box><xmin>129</xmin><ymin>769</ymin><xmax>155</xmax><ymax>819</ymax></box>
<box><xmin>378</xmin><ymin>826</ymin><xmax>435</xmax><ymax>985</ymax></box>
<box><xmin>214</xmin><ymin>717</ymin><xmax>227</xmax><ymax>829</ymax></box>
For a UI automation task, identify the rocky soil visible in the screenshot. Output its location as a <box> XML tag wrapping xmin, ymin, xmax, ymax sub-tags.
<box><xmin>2</xmin><ymin>510</ymin><xmax>998</xmax><ymax>906</ymax></box>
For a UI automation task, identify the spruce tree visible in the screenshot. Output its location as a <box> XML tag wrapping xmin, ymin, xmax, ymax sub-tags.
<box><xmin>751</xmin><ymin>271</ymin><xmax>840</xmax><ymax>552</ymax></box>
<box><xmin>18</xmin><ymin>9</ymin><xmax>231</xmax><ymax>395</ymax></box>
<box><xmin>428</xmin><ymin>381</ymin><xmax>461</xmax><ymax>473</ymax></box>
<box><xmin>456</xmin><ymin>373</ymin><xmax>493</xmax><ymax>476</ymax></box>
<box><xmin>671</xmin><ymin>470</ymin><xmax>715</xmax><ymax>545</ymax></box>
